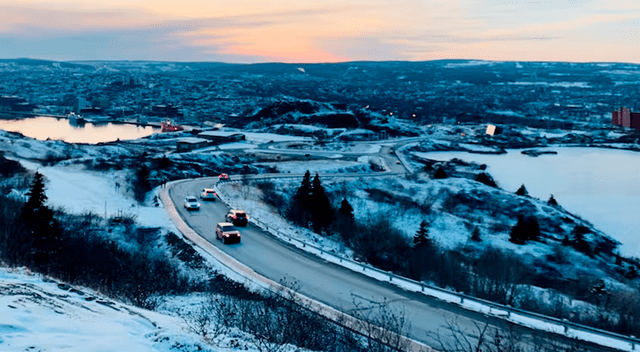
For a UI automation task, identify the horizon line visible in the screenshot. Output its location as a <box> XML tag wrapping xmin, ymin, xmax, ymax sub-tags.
<box><xmin>1</xmin><ymin>57</ymin><xmax>639</xmax><ymax>66</ymax></box>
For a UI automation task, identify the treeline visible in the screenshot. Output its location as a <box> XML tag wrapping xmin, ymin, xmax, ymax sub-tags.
<box><xmin>0</xmin><ymin>172</ymin><xmax>204</xmax><ymax>308</ymax></box>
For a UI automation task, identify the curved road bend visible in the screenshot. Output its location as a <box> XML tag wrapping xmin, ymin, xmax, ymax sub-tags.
<box><xmin>169</xmin><ymin>177</ymin><xmax>618</xmax><ymax>352</ymax></box>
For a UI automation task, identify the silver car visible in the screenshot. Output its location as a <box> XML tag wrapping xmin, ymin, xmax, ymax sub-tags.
<box><xmin>183</xmin><ymin>196</ymin><xmax>200</xmax><ymax>211</ymax></box>
<box><xmin>200</xmin><ymin>188</ymin><xmax>217</xmax><ymax>201</ymax></box>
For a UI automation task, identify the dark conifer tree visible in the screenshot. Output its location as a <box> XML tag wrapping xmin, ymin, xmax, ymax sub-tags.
<box><xmin>433</xmin><ymin>167</ymin><xmax>447</xmax><ymax>179</ymax></box>
<box><xmin>527</xmin><ymin>216</ymin><xmax>540</xmax><ymax>242</ymax></box>
<box><xmin>413</xmin><ymin>220</ymin><xmax>430</xmax><ymax>246</ymax></box>
<box><xmin>311</xmin><ymin>173</ymin><xmax>333</xmax><ymax>232</ymax></box>
<box><xmin>509</xmin><ymin>215</ymin><xmax>527</xmax><ymax>244</ymax></box>
<box><xmin>133</xmin><ymin>165</ymin><xmax>152</xmax><ymax>203</ymax></box>
<box><xmin>470</xmin><ymin>227</ymin><xmax>482</xmax><ymax>242</ymax></box>
<box><xmin>288</xmin><ymin>170</ymin><xmax>313</xmax><ymax>227</ymax></box>
<box><xmin>334</xmin><ymin>198</ymin><xmax>355</xmax><ymax>243</ymax></box>
<box><xmin>294</xmin><ymin>170</ymin><xmax>313</xmax><ymax>208</ymax></box>
<box><xmin>157</xmin><ymin>155</ymin><xmax>172</xmax><ymax>169</ymax></box>
<box><xmin>509</xmin><ymin>214</ymin><xmax>539</xmax><ymax>244</ymax></box>
<box><xmin>515</xmin><ymin>184</ymin><xmax>529</xmax><ymax>197</ymax></box>
<box><xmin>475</xmin><ymin>172</ymin><xmax>497</xmax><ymax>188</ymax></box>
<box><xmin>24</xmin><ymin>172</ymin><xmax>47</xmax><ymax>211</ymax></box>
<box><xmin>571</xmin><ymin>225</ymin><xmax>592</xmax><ymax>255</ymax></box>
<box><xmin>338</xmin><ymin>198</ymin><xmax>354</xmax><ymax>222</ymax></box>
<box><xmin>21</xmin><ymin>172</ymin><xmax>62</xmax><ymax>270</ymax></box>
<box><xmin>410</xmin><ymin>220</ymin><xmax>436</xmax><ymax>281</ymax></box>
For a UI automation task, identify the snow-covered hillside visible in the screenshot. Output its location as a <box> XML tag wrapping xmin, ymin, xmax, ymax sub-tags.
<box><xmin>0</xmin><ymin>267</ymin><xmax>217</xmax><ymax>352</ymax></box>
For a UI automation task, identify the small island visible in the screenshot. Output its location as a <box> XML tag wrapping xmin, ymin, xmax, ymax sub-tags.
<box><xmin>521</xmin><ymin>149</ymin><xmax>558</xmax><ymax>157</ymax></box>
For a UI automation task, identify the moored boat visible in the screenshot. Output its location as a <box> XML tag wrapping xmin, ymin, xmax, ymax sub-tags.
<box><xmin>68</xmin><ymin>112</ymin><xmax>85</xmax><ymax>124</ymax></box>
<box><xmin>161</xmin><ymin>120</ymin><xmax>184</xmax><ymax>132</ymax></box>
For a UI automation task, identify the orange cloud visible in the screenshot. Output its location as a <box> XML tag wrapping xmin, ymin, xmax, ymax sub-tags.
<box><xmin>1</xmin><ymin>0</ymin><xmax>639</xmax><ymax>63</ymax></box>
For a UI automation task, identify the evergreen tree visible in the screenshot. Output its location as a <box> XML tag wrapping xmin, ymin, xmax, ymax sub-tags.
<box><xmin>515</xmin><ymin>184</ymin><xmax>529</xmax><ymax>197</ymax></box>
<box><xmin>527</xmin><ymin>216</ymin><xmax>540</xmax><ymax>242</ymax></box>
<box><xmin>433</xmin><ymin>167</ymin><xmax>447</xmax><ymax>179</ymax></box>
<box><xmin>413</xmin><ymin>220</ymin><xmax>429</xmax><ymax>246</ymax></box>
<box><xmin>24</xmin><ymin>172</ymin><xmax>47</xmax><ymax>211</ymax></box>
<box><xmin>288</xmin><ymin>170</ymin><xmax>313</xmax><ymax>227</ymax></box>
<box><xmin>157</xmin><ymin>155</ymin><xmax>172</xmax><ymax>169</ymax></box>
<box><xmin>311</xmin><ymin>173</ymin><xmax>333</xmax><ymax>232</ymax></box>
<box><xmin>475</xmin><ymin>172</ymin><xmax>497</xmax><ymax>188</ymax></box>
<box><xmin>571</xmin><ymin>225</ymin><xmax>592</xmax><ymax>256</ymax></box>
<box><xmin>133</xmin><ymin>165</ymin><xmax>152</xmax><ymax>203</ymax></box>
<box><xmin>338</xmin><ymin>198</ymin><xmax>354</xmax><ymax>222</ymax></box>
<box><xmin>509</xmin><ymin>215</ymin><xmax>527</xmax><ymax>244</ymax></box>
<box><xmin>294</xmin><ymin>170</ymin><xmax>313</xmax><ymax>207</ymax></box>
<box><xmin>410</xmin><ymin>220</ymin><xmax>436</xmax><ymax>281</ymax></box>
<box><xmin>509</xmin><ymin>214</ymin><xmax>539</xmax><ymax>244</ymax></box>
<box><xmin>21</xmin><ymin>172</ymin><xmax>62</xmax><ymax>270</ymax></box>
<box><xmin>547</xmin><ymin>194</ymin><xmax>558</xmax><ymax>206</ymax></box>
<box><xmin>334</xmin><ymin>198</ymin><xmax>355</xmax><ymax>244</ymax></box>
<box><xmin>470</xmin><ymin>227</ymin><xmax>482</xmax><ymax>242</ymax></box>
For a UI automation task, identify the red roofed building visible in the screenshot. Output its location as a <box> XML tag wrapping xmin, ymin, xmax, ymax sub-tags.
<box><xmin>612</xmin><ymin>107</ymin><xmax>640</xmax><ymax>129</ymax></box>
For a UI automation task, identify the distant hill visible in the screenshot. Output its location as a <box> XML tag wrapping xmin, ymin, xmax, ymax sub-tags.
<box><xmin>0</xmin><ymin>58</ymin><xmax>95</xmax><ymax>70</ymax></box>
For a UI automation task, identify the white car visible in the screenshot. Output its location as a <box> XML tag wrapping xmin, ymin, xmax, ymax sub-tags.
<box><xmin>183</xmin><ymin>196</ymin><xmax>200</xmax><ymax>211</ymax></box>
<box><xmin>200</xmin><ymin>188</ymin><xmax>217</xmax><ymax>201</ymax></box>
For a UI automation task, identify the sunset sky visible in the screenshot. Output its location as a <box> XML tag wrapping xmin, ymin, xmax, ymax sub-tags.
<box><xmin>1</xmin><ymin>0</ymin><xmax>639</xmax><ymax>63</ymax></box>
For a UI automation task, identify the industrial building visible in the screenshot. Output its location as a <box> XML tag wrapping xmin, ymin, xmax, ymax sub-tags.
<box><xmin>198</xmin><ymin>130</ymin><xmax>246</xmax><ymax>144</ymax></box>
<box><xmin>176</xmin><ymin>137</ymin><xmax>209</xmax><ymax>152</ymax></box>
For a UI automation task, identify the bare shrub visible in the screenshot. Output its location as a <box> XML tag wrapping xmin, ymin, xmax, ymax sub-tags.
<box><xmin>470</xmin><ymin>248</ymin><xmax>532</xmax><ymax>306</ymax></box>
<box><xmin>348</xmin><ymin>295</ymin><xmax>412</xmax><ymax>352</ymax></box>
<box><xmin>181</xmin><ymin>302</ymin><xmax>214</xmax><ymax>341</ymax></box>
<box><xmin>490</xmin><ymin>221</ymin><xmax>511</xmax><ymax>234</ymax></box>
<box><xmin>608</xmin><ymin>288</ymin><xmax>640</xmax><ymax>335</ymax></box>
<box><xmin>433</xmin><ymin>316</ymin><xmax>586</xmax><ymax>352</ymax></box>
<box><xmin>420</xmin><ymin>196</ymin><xmax>436</xmax><ymax>215</ymax></box>
<box><xmin>546</xmin><ymin>243</ymin><xmax>570</xmax><ymax>265</ymax></box>
<box><xmin>349</xmin><ymin>216</ymin><xmax>411</xmax><ymax>275</ymax></box>
<box><xmin>257</xmin><ymin>181</ymin><xmax>287</xmax><ymax>210</ymax></box>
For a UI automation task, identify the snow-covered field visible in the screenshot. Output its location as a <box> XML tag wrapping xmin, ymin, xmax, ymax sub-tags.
<box><xmin>17</xmin><ymin>160</ymin><xmax>177</xmax><ymax>230</ymax></box>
